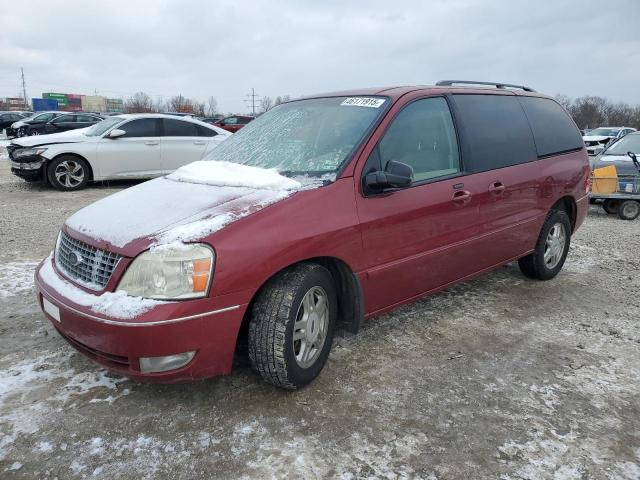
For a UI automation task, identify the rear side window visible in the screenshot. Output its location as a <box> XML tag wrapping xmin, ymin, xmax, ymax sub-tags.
<box><xmin>196</xmin><ymin>125</ymin><xmax>217</xmax><ymax>137</ymax></box>
<box><xmin>378</xmin><ymin>97</ymin><xmax>460</xmax><ymax>182</ymax></box>
<box><xmin>162</xmin><ymin>119</ymin><xmax>199</xmax><ymax>137</ymax></box>
<box><xmin>121</xmin><ymin>118</ymin><xmax>158</xmax><ymax>137</ymax></box>
<box><xmin>453</xmin><ymin>94</ymin><xmax>536</xmax><ymax>172</ymax></box>
<box><xmin>518</xmin><ymin>96</ymin><xmax>583</xmax><ymax>157</ymax></box>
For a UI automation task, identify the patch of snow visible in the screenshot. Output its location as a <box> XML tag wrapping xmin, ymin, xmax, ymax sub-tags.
<box><xmin>34</xmin><ymin>440</ymin><xmax>53</xmax><ymax>453</ymax></box>
<box><xmin>0</xmin><ymin>261</ymin><xmax>39</xmax><ymax>298</ymax></box>
<box><xmin>39</xmin><ymin>254</ymin><xmax>166</xmax><ymax>319</ymax></box>
<box><xmin>66</xmin><ymin>175</ymin><xmax>299</xmax><ymax>248</ymax></box>
<box><xmin>167</xmin><ymin>160</ymin><xmax>301</xmax><ymax>191</ymax></box>
<box><xmin>153</xmin><ymin>189</ymin><xmax>292</xmax><ymax>245</ymax></box>
<box><xmin>8</xmin><ymin>461</ymin><xmax>22</xmax><ymax>471</ymax></box>
<box><xmin>0</xmin><ymin>349</ymin><xmax>128</xmax><ymax>461</ymax></box>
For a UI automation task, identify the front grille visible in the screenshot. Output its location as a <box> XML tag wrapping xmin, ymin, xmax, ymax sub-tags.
<box><xmin>55</xmin><ymin>231</ymin><xmax>121</xmax><ymax>290</ymax></box>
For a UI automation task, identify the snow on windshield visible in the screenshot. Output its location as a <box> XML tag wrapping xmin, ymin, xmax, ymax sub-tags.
<box><xmin>202</xmin><ymin>97</ymin><xmax>385</xmax><ymax>176</ymax></box>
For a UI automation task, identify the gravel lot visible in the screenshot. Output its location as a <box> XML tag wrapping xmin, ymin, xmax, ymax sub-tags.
<box><xmin>0</xmin><ymin>146</ymin><xmax>639</xmax><ymax>479</ymax></box>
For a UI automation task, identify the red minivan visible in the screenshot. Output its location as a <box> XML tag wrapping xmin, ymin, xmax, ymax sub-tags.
<box><xmin>35</xmin><ymin>81</ymin><xmax>590</xmax><ymax>389</ymax></box>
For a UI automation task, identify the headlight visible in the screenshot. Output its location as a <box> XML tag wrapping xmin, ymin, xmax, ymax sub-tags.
<box><xmin>14</xmin><ymin>147</ymin><xmax>47</xmax><ymax>158</ymax></box>
<box><xmin>117</xmin><ymin>244</ymin><xmax>214</xmax><ymax>300</ymax></box>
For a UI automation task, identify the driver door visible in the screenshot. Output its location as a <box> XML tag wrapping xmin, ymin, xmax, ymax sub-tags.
<box><xmin>94</xmin><ymin>118</ymin><xmax>163</xmax><ymax>179</ymax></box>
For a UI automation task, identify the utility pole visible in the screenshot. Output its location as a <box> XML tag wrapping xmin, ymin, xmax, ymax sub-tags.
<box><xmin>244</xmin><ymin>88</ymin><xmax>259</xmax><ymax>115</ymax></box>
<box><xmin>20</xmin><ymin>67</ymin><xmax>28</xmax><ymax>108</ymax></box>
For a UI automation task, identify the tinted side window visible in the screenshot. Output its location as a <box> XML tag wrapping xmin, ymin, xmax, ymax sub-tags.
<box><xmin>121</xmin><ymin>118</ymin><xmax>158</xmax><ymax>137</ymax></box>
<box><xmin>162</xmin><ymin>119</ymin><xmax>199</xmax><ymax>137</ymax></box>
<box><xmin>518</xmin><ymin>96</ymin><xmax>583</xmax><ymax>157</ymax></box>
<box><xmin>197</xmin><ymin>125</ymin><xmax>217</xmax><ymax>137</ymax></box>
<box><xmin>378</xmin><ymin>97</ymin><xmax>460</xmax><ymax>182</ymax></box>
<box><xmin>453</xmin><ymin>94</ymin><xmax>536</xmax><ymax>172</ymax></box>
<box><xmin>76</xmin><ymin>114</ymin><xmax>98</xmax><ymax>123</ymax></box>
<box><xmin>52</xmin><ymin>115</ymin><xmax>74</xmax><ymax>123</ymax></box>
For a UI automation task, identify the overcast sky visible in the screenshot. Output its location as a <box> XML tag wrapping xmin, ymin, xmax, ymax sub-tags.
<box><xmin>1</xmin><ymin>0</ymin><xmax>639</xmax><ymax>113</ymax></box>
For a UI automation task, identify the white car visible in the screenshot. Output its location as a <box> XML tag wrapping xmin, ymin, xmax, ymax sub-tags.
<box><xmin>8</xmin><ymin>114</ymin><xmax>231</xmax><ymax>190</ymax></box>
<box><xmin>583</xmin><ymin>126</ymin><xmax>636</xmax><ymax>156</ymax></box>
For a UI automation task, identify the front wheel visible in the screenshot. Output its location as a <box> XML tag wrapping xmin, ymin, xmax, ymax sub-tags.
<box><xmin>47</xmin><ymin>155</ymin><xmax>90</xmax><ymax>191</ymax></box>
<box><xmin>618</xmin><ymin>200</ymin><xmax>640</xmax><ymax>221</ymax></box>
<box><xmin>518</xmin><ymin>209</ymin><xmax>571</xmax><ymax>281</ymax></box>
<box><xmin>248</xmin><ymin>263</ymin><xmax>337</xmax><ymax>389</ymax></box>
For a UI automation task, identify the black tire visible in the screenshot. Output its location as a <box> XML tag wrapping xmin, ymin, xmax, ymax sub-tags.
<box><xmin>618</xmin><ymin>200</ymin><xmax>640</xmax><ymax>221</ymax></box>
<box><xmin>518</xmin><ymin>209</ymin><xmax>571</xmax><ymax>281</ymax></box>
<box><xmin>603</xmin><ymin>199</ymin><xmax>620</xmax><ymax>214</ymax></box>
<box><xmin>46</xmin><ymin>155</ymin><xmax>90</xmax><ymax>191</ymax></box>
<box><xmin>248</xmin><ymin>263</ymin><xmax>337</xmax><ymax>390</ymax></box>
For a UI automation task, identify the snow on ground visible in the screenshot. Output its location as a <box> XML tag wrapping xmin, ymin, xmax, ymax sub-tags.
<box><xmin>0</xmin><ymin>261</ymin><xmax>39</xmax><ymax>298</ymax></box>
<box><xmin>0</xmin><ymin>349</ymin><xmax>129</xmax><ymax>463</ymax></box>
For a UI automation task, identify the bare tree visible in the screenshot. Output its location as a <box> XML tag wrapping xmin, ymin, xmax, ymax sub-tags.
<box><xmin>260</xmin><ymin>96</ymin><xmax>274</xmax><ymax>113</ymax></box>
<box><xmin>124</xmin><ymin>91</ymin><xmax>153</xmax><ymax>113</ymax></box>
<box><xmin>206</xmin><ymin>96</ymin><xmax>218</xmax><ymax>116</ymax></box>
<box><xmin>168</xmin><ymin>95</ymin><xmax>186</xmax><ymax>112</ymax></box>
<box><xmin>554</xmin><ymin>94</ymin><xmax>640</xmax><ymax>130</ymax></box>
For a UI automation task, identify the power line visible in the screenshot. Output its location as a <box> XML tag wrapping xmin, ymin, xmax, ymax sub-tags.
<box><xmin>243</xmin><ymin>87</ymin><xmax>259</xmax><ymax>115</ymax></box>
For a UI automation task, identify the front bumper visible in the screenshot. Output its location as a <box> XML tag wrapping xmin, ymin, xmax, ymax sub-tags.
<box><xmin>35</xmin><ymin>256</ymin><xmax>250</xmax><ymax>383</ymax></box>
<box><xmin>11</xmin><ymin>156</ymin><xmax>45</xmax><ymax>180</ymax></box>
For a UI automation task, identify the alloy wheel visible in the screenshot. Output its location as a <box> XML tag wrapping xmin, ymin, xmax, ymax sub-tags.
<box><xmin>543</xmin><ymin>222</ymin><xmax>566</xmax><ymax>269</ymax></box>
<box><xmin>293</xmin><ymin>286</ymin><xmax>329</xmax><ymax>368</ymax></box>
<box><xmin>54</xmin><ymin>160</ymin><xmax>84</xmax><ymax>188</ymax></box>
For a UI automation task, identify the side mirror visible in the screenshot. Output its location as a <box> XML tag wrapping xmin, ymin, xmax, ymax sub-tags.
<box><xmin>593</xmin><ymin>146</ymin><xmax>605</xmax><ymax>156</ymax></box>
<box><xmin>364</xmin><ymin>160</ymin><xmax>413</xmax><ymax>193</ymax></box>
<box><xmin>106</xmin><ymin>129</ymin><xmax>126</xmax><ymax>139</ymax></box>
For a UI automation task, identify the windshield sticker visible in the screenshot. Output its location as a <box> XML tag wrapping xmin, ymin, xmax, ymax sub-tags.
<box><xmin>340</xmin><ymin>97</ymin><xmax>386</xmax><ymax>108</ymax></box>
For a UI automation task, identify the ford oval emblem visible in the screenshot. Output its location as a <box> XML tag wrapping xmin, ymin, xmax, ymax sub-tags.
<box><xmin>69</xmin><ymin>251</ymin><xmax>84</xmax><ymax>267</ymax></box>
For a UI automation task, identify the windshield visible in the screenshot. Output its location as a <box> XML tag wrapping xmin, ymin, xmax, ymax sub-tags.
<box><xmin>604</xmin><ymin>133</ymin><xmax>640</xmax><ymax>156</ymax></box>
<box><xmin>203</xmin><ymin>96</ymin><xmax>388</xmax><ymax>175</ymax></box>
<box><xmin>84</xmin><ymin>116</ymin><xmax>125</xmax><ymax>136</ymax></box>
<box><xmin>33</xmin><ymin>112</ymin><xmax>56</xmax><ymax>122</ymax></box>
<box><xmin>588</xmin><ymin>128</ymin><xmax>620</xmax><ymax>137</ymax></box>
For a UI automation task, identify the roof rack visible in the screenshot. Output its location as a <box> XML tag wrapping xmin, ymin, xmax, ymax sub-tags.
<box><xmin>435</xmin><ymin>80</ymin><xmax>536</xmax><ymax>92</ymax></box>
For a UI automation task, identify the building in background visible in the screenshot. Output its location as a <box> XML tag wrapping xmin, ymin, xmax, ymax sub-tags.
<box><xmin>32</xmin><ymin>98</ymin><xmax>58</xmax><ymax>111</ymax></box>
<box><xmin>105</xmin><ymin>98</ymin><xmax>124</xmax><ymax>112</ymax></box>
<box><xmin>0</xmin><ymin>97</ymin><xmax>30</xmax><ymax>110</ymax></box>
<box><xmin>81</xmin><ymin>95</ymin><xmax>107</xmax><ymax>112</ymax></box>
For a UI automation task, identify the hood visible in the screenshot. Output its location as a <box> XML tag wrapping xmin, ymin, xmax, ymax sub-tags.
<box><xmin>583</xmin><ymin>135</ymin><xmax>613</xmax><ymax>142</ymax></box>
<box><xmin>11</xmin><ymin>120</ymin><xmax>28</xmax><ymax>128</ymax></box>
<box><xmin>599</xmin><ymin>154</ymin><xmax>635</xmax><ymax>162</ymax></box>
<box><xmin>11</xmin><ymin>127</ymin><xmax>91</xmax><ymax>147</ymax></box>
<box><xmin>65</xmin><ymin>161</ymin><xmax>303</xmax><ymax>250</ymax></box>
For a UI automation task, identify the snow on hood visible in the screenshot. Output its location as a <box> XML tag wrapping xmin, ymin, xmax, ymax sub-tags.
<box><xmin>12</xmin><ymin>127</ymin><xmax>91</xmax><ymax>147</ymax></box>
<box><xmin>583</xmin><ymin>135</ymin><xmax>613</xmax><ymax>142</ymax></box>
<box><xmin>66</xmin><ymin>162</ymin><xmax>303</xmax><ymax>248</ymax></box>
<box><xmin>166</xmin><ymin>160</ymin><xmax>300</xmax><ymax>190</ymax></box>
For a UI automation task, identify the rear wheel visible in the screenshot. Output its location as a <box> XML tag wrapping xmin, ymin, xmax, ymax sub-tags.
<box><xmin>248</xmin><ymin>263</ymin><xmax>337</xmax><ymax>389</ymax></box>
<box><xmin>603</xmin><ymin>199</ymin><xmax>620</xmax><ymax>214</ymax></box>
<box><xmin>518</xmin><ymin>209</ymin><xmax>571</xmax><ymax>281</ymax></box>
<box><xmin>618</xmin><ymin>200</ymin><xmax>640</xmax><ymax>221</ymax></box>
<box><xmin>47</xmin><ymin>155</ymin><xmax>90</xmax><ymax>191</ymax></box>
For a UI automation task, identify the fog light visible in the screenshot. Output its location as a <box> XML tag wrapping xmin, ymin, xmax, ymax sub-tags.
<box><xmin>139</xmin><ymin>351</ymin><xmax>196</xmax><ymax>373</ymax></box>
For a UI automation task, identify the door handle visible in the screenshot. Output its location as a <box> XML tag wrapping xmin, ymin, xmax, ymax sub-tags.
<box><xmin>193</xmin><ymin>141</ymin><xmax>206</xmax><ymax>145</ymax></box>
<box><xmin>144</xmin><ymin>140</ymin><xmax>159</xmax><ymax>146</ymax></box>
<box><xmin>489</xmin><ymin>181</ymin><xmax>506</xmax><ymax>194</ymax></box>
<box><xmin>452</xmin><ymin>189</ymin><xmax>472</xmax><ymax>205</ymax></box>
